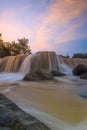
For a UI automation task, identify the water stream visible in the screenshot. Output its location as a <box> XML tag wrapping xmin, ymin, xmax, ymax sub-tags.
<box><xmin>0</xmin><ymin>51</ymin><xmax>87</xmax><ymax>130</ymax></box>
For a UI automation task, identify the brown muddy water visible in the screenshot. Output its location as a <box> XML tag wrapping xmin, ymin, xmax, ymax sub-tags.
<box><xmin>0</xmin><ymin>74</ymin><xmax>87</xmax><ymax>130</ymax></box>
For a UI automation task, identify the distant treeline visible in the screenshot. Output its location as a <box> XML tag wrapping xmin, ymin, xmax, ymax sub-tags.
<box><xmin>60</xmin><ymin>53</ymin><xmax>87</xmax><ymax>59</ymax></box>
<box><xmin>72</xmin><ymin>53</ymin><xmax>87</xmax><ymax>59</ymax></box>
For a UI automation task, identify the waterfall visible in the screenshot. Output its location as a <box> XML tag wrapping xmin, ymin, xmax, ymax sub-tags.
<box><xmin>5</xmin><ymin>56</ymin><xmax>17</xmax><ymax>72</ymax></box>
<box><xmin>59</xmin><ymin>64</ymin><xmax>72</xmax><ymax>75</ymax></box>
<box><xmin>58</xmin><ymin>56</ymin><xmax>87</xmax><ymax>68</ymax></box>
<box><xmin>29</xmin><ymin>51</ymin><xmax>59</xmax><ymax>73</ymax></box>
<box><xmin>19</xmin><ymin>54</ymin><xmax>33</xmax><ymax>74</ymax></box>
<box><xmin>0</xmin><ymin>56</ymin><xmax>9</xmax><ymax>72</ymax></box>
<box><xmin>0</xmin><ymin>52</ymin><xmax>87</xmax><ymax>75</ymax></box>
<box><xmin>57</xmin><ymin>56</ymin><xmax>87</xmax><ymax>75</ymax></box>
<box><xmin>0</xmin><ymin>55</ymin><xmax>27</xmax><ymax>72</ymax></box>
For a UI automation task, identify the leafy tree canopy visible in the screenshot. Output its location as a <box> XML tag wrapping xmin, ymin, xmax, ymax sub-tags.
<box><xmin>0</xmin><ymin>37</ymin><xmax>31</xmax><ymax>58</ymax></box>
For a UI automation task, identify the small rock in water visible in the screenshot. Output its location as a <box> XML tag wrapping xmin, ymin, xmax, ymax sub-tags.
<box><xmin>77</xmin><ymin>88</ymin><xmax>87</xmax><ymax>99</ymax></box>
<box><xmin>79</xmin><ymin>94</ymin><xmax>87</xmax><ymax>99</ymax></box>
<box><xmin>51</xmin><ymin>70</ymin><xmax>66</xmax><ymax>76</ymax></box>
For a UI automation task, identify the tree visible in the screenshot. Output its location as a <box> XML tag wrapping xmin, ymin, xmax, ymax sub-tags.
<box><xmin>18</xmin><ymin>37</ymin><xmax>31</xmax><ymax>54</ymax></box>
<box><xmin>0</xmin><ymin>37</ymin><xmax>31</xmax><ymax>57</ymax></box>
<box><xmin>10</xmin><ymin>37</ymin><xmax>31</xmax><ymax>55</ymax></box>
<box><xmin>0</xmin><ymin>40</ymin><xmax>11</xmax><ymax>58</ymax></box>
<box><xmin>72</xmin><ymin>53</ymin><xmax>87</xmax><ymax>59</ymax></box>
<box><xmin>59</xmin><ymin>54</ymin><xmax>70</xmax><ymax>58</ymax></box>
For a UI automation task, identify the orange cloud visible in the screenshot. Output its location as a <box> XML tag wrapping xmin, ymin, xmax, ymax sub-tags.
<box><xmin>34</xmin><ymin>26</ymin><xmax>52</xmax><ymax>48</ymax></box>
<box><xmin>45</xmin><ymin>0</ymin><xmax>87</xmax><ymax>24</ymax></box>
<box><xmin>35</xmin><ymin>0</ymin><xmax>87</xmax><ymax>49</ymax></box>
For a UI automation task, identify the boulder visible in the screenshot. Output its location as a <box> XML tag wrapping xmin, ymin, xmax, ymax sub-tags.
<box><xmin>80</xmin><ymin>73</ymin><xmax>87</xmax><ymax>79</ymax></box>
<box><xmin>23</xmin><ymin>68</ymin><xmax>54</xmax><ymax>81</ymax></box>
<box><xmin>0</xmin><ymin>93</ymin><xmax>51</xmax><ymax>130</ymax></box>
<box><xmin>73</xmin><ymin>64</ymin><xmax>87</xmax><ymax>76</ymax></box>
<box><xmin>51</xmin><ymin>70</ymin><xmax>66</xmax><ymax>76</ymax></box>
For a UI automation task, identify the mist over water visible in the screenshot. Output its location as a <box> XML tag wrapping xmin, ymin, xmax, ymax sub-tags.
<box><xmin>0</xmin><ymin>72</ymin><xmax>24</xmax><ymax>84</ymax></box>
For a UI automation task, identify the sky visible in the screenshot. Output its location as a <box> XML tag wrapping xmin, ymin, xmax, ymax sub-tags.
<box><xmin>0</xmin><ymin>0</ymin><xmax>87</xmax><ymax>56</ymax></box>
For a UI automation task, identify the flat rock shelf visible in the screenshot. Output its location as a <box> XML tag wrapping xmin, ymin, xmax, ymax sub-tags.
<box><xmin>0</xmin><ymin>93</ymin><xmax>51</xmax><ymax>130</ymax></box>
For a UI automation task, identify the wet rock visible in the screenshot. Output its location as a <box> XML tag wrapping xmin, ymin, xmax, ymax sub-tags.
<box><xmin>0</xmin><ymin>93</ymin><xmax>51</xmax><ymax>130</ymax></box>
<box><xmin>23</xmin><ymin>68</ymin><xmax>54</xmax><ymax>81</ymax></box>
<box><xmin>0</xmin><ymin>127</ymin><xmax>10</xmax><ymax>130</ymax></box>
<box><xmin>79</xmin><ymin>94</ymin><xmax>87</xmax><ymax>99</ymax></box>
<box><xmin>80</xmin><ymin>73</ymin><xmax>87</xmax><ymax>79</ymax></box>
<box><xmin>73</xmin><ymin>64</ymin><xmax>87</xmax><ymax>76</ymax></box>
<box><xmin>51</xmin><ymin>70</ymin><xmax>66</xmax><ymax>76</ymax></box>
<box><xmin>78</xmin><ymin>90</ymin><xmax>87</xmax><ymax>99</ymax></box>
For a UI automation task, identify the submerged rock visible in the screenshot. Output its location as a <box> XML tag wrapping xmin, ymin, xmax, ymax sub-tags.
<box><xmin>0</xmin><ymin>94</ymin><xmax>51</xmax><ymax>130</ymax></box>
<box><xmin>77</xmin><ymin>88</ymin><xmax>87</xmax><ymax>99</ymax></box>
<box><xmin>80</xmin><ymin>73</ymin><xmax>87</xmax><ymax>79</ymax></box>
<box><xmin>73</xmin><ymin>64</ymin><xmax>87</xmax><ymax>76</ymax></box>
<box><xmin>51</xmin><ymin>70</ymin><xmax>66</xmax><ymax>76</ymax></box>
<box><xmin>23</xmin><ymin>68</ymin><xmax>54</xmax><ymax>81</ymax></box>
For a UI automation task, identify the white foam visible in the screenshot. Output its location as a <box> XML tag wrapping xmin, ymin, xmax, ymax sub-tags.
<box><xmin>0</xmin><ymin>72</ymin><xmax>24</xmax><ymax>84</ymax></box>
<box><xmin>59</xmin><ymin>63</ymin><xmax>72</xmax><ymax>75</ymax></box>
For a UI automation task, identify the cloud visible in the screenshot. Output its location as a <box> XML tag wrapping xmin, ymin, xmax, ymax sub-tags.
<box><xmin>55</xmin><ymin>20</ymin><xmax>87</xmax><ymax>43</ymax></box>
<box><xmin>45</xmin><ymin>0</ymin><xmax>87</xmax><ymax>24</ymax></box>
<box><xmin>34</xmin><ymin>0</ymin><xmax>87</xmax><ymax>50</ymax></box>
<box><xmin>0</xmin><ymin>0</ymin><xmax>87</xmax><ymax>53</ymax></box>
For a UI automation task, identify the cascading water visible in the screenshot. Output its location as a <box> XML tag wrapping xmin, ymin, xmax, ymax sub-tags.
<box><xmin>58</xmin><ymin>56</ymin><xmax>87</xmax><ymax>68</ymax></box>
<box><xmin>0</xmin><ymin>55</ymin><xmax>27</xmax><ymax>72</ymax></box>
<box><xmin>29</xmin><ymin>51</ymin><xmax>59</xmax><ymax>73</ymax></box>
<box><xmin>0</xmin><ymin>51</ymin><xmax>87</xmax><ymax>75</ymax></box>
<box><xmin>4</xmin><ymin>56</ymin><xmax>17</xmax><ymax>72</ymax></box>
<box><xmin>57</xmin><ymin>55</ymin><xmax>87</xmax><ymax>76</ymax></box>
<box><xmin>0</xmin><ymin>56</ymin><xmax>9</xmax><ymax>72</ymax></box>
<box><xmin>59</xmin><ymin>64</ymin><xmax>72</xmax><ymax>75</ymax></box>
<box><xmin>19</xmin><ymin>54</ymin><xmax>33</xmax><ymax>74</ymax></box>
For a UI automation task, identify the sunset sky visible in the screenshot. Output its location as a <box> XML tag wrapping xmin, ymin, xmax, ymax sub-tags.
<box><xmin>0</xmin><ymin>0</ymin><xmax>87</xmax><ymax>56</ymax></box>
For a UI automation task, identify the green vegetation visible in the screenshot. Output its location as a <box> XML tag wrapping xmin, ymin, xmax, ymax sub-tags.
<box><xmin>59</xmin><ymin>54</ymin><xmax>70</xmax><ymax>58</ymax></box>
<box><xmin>0</xmin><ymin>37</ymin><xmax>31</xmax><ymax>58</ymax></box>
<box><xmin>0</xmin><ymin>40</ymin><xmax>11</xmax><ymax>58</ymax></box>
<box><xmin>72</xmin><ymin>53</ymin><xmax>87</xmax><ymax>59</ymax></box>
<box><xmin>59</xmin><ymin>53</ymin><xmax>87</xmax><ymax>59</ymax></box>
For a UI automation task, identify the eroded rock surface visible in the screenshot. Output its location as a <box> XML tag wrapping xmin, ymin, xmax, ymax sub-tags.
<box><xmin>0</xmin><ymin>94</ymin><xmax>51</xmax><ymax>130</ymax></box>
